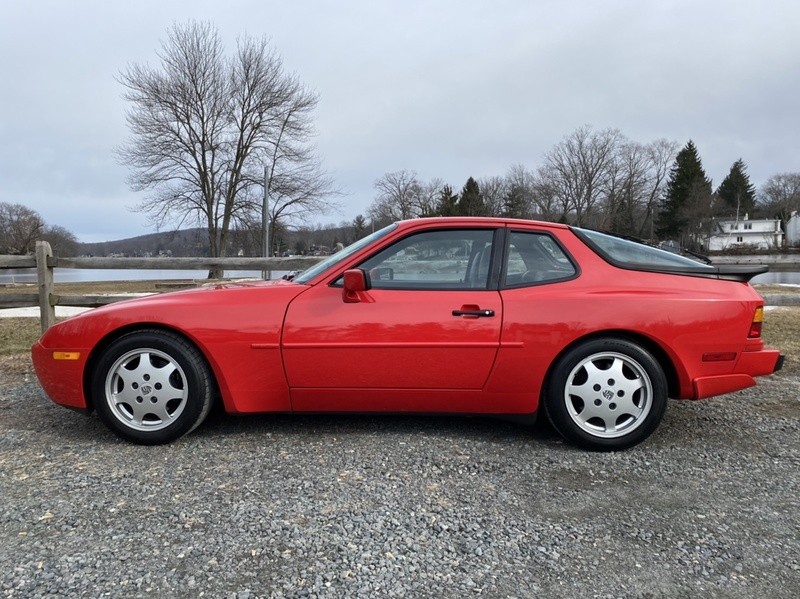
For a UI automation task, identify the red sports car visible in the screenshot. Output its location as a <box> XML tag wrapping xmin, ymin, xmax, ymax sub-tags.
<box><xmin>31</xmin><ymin>218</ymin><xmax>783</xmax><ymax>450</ymax></box>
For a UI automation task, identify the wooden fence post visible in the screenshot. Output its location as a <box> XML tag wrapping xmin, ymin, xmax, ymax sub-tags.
<box><xmin>36</xmin><ymin>241</ymin><xmax>55</xmax><ymax>332</ymax></box>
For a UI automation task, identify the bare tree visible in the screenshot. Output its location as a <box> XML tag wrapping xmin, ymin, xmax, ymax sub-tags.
<box><xmin>529</xmin><ymin>171</ymin><xmax>561</xmax><ymax>222</ymax></box>
<box><xmin>536</xmin><ymin>132</ymin><xmax>675</xmax><ymax>235</ymax></box>
<box><xmin>477</xmin><ymin>175</ymin><xmax>509</xmax><ymax>216</ymax></box>
<box><xmin>599</xmin><ymin>139</ymin><xmax>678</xmax><ymax>238</ymax></box>
<box><xmin>502</xmin><ymin>164</ymin><xmax>538</xmax><ymax>218</ymax></box>
<box><xmin>604</xmin><ymin>142</ymin><xmax>655</xmax><ymax>236</ymax></box>
<box><xmin>639</xmin><ymin>139</ymin><xmax>678</xmax><ymax>239</ymax></box>
<box><xmin>369</xmin><ymin>170</ymin><xmax>423</xmax><ymax>224</ymax></box>
<box><xmin>41</xmin><ymin>225</ymin><xmax>79</xmax><ymax>256</ymax></box>
<box><xmin>117</xmin><ymin>21</ymin><xmax>336</xmax><ymax>274</ymax></box>
<box><xmin>257</xmin><ymin>80</ymin><xmax>339</xmax><ymax>255</ymax></box>
<box><xmin>0</xmin><ymin>202</ymin><xmax>45</xmax><ymax>254</ymax></box>
<box><xmin>540</xmin><ymin>126</ymin><xmax>623</xmax><ymax>227</ymax></box>
<box><xmin>417</xmin><ymin>178</ymin><xmax>444</xmax><ymax>216</ymax></box>
<box><xmin>759</xmin><ymin>172</ymin><xmax>800</xmax><ymax>221</ymax></box>
<box><xmin>365</xmin><ymin>125</ymin><xmax>675</xmax><ymax>234</ymax></box>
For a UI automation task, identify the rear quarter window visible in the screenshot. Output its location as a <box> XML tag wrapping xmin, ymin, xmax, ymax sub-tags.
<box><xmin>503</xmin><ymin>231</ymin><xmax>577</xmax><ymax>287</ymax></box>
<box><xmin>574</xmin><ymin>228</ymin><xmax>714</xmax><ymax>270</ymax></box>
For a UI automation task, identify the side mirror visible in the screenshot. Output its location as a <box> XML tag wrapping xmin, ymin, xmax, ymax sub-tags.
<box><xmin>342</xmin><ymin>269</ymin><xmax>371</xmax><ymax>303</ymax></box>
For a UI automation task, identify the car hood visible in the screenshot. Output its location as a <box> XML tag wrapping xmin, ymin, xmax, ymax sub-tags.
<box><xmin>88</xmin><ymin>277</ymin><xmax>299</xmax><ymax>311</ymax></box>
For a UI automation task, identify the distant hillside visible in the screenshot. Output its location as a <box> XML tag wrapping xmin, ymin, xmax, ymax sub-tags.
<box><xmin>76</xmin><ymin>223</ymin><xmax>362</xmax><ymax>257</ymax></box>
<box><xmin>78</xmin><ymin>229</ymin><xmax>210</xmax><ymax>257</ymax></box>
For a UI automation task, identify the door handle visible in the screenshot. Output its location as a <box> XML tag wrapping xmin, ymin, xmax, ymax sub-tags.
<box><xmin>452</xmin><ymin>308</ymin><xmax>495</xmax><ymax>317</ymax></box>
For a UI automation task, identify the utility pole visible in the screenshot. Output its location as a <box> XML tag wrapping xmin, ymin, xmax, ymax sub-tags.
<box><xmin>262</xmin><ymin>164</ymin><xmax>270</xmax><ymax>279</ymax></box>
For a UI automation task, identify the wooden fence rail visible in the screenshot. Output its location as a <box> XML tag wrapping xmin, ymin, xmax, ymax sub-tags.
<box><xmin>1</xmin><ymin>241</ymin><xmax>322</xmax><ymax>332</ymax></box>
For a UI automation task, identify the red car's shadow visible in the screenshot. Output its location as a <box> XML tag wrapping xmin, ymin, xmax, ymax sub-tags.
<box><xmin>193</xmin><ymin>408</ymin><xmax>564</xmax><ymax>446</ymax></box>
<box><xmin>34</xmin><ymin>393</ymin><xmax>566</xmax><ymax>448</ymax></box>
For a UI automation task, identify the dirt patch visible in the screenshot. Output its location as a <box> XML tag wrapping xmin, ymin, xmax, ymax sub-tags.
<box><xmin>0</xmin><ymin>354</ymin><xmax>34</xmax><ymax>388</ymax></box>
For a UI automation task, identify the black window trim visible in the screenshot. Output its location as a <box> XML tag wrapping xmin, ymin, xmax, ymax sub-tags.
<box><xmin>499</xmin><ymin>228</ymin><xmax>580</xmax><ymax>289</ymax></box>
<box><xmin>330</xmin><ymin>226</ymin><xmax>505</xmax><ymax>292</ymax></box>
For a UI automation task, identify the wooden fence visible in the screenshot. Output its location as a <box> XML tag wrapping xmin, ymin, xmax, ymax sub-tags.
<box><xmin>0</xmin><ymin>241</ymin><xmax>322</xmax><ymax>332</ymax></box>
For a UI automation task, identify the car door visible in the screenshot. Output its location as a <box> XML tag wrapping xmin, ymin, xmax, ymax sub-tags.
<box><xmin>282</xmin><ymin>227</ymin><xmax>503</xmax><ymax>411</ymax></box>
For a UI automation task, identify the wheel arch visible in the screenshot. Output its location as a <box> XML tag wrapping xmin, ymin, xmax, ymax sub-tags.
<box><xmin>540</xmin><ymin>330</ymin><xmax>682</xmax><ymax>404</ymax></box>
<box><xmin>82</xmin><ymin>324</ymin><xmax>221</xmax><ymax>412</ymax></box>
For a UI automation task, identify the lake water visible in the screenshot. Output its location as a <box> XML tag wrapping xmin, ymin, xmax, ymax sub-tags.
<box><xmin>751</xmin><ymin>271</ymin><xmax>800</xmax><ymax>285</ymax></box>
<box><xmin>0</xmin><ymin>268</ymin><xmax>287</xmax><ymax>285</ymax></box>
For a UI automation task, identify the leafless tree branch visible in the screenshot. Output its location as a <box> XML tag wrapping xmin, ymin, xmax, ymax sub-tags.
<box><xmin>116</xmin><ymin>21</ymin><xmax>338</xmax><ymax>270</ymax></box>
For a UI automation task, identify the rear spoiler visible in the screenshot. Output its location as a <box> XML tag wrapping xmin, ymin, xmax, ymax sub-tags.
<box><xmin>711</xmin><ymin>264</ymin><xmax>769</xmax><ymax>282</ymax></box>
<box><xmin>622</xmin><ymin>263</ymin><xmax>769</xmax><ymax>282</ymax></box>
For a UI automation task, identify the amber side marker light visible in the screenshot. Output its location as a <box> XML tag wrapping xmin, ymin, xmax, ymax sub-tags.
<box><xmin>52</xmin><ymin>352</ymin><xmax>81</xmax><ymax>361</ymax></box>
<box><xmin>702</xmin><ymin>352</ymin><xmax>737</xmax><ymax>362</ymax></box>
<box><xmin>748</xmin><ymin>307</ymin><xmax>764</xmax><ymax>338</ymax></box>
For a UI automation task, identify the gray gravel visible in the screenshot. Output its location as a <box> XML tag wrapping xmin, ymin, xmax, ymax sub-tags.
<box><xmin>1</xmin><ymin>362</ymin><xmax>799</xmax><ymax>598</ymax></box>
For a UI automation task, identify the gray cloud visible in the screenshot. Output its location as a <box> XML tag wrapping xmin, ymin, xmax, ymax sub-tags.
<box><xmin>1</xmin><ymin>0</ymin><xmax>798</xmax><ymax>241</ymax></box>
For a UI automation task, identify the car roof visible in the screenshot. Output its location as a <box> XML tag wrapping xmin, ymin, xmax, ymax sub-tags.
<box><xmin>395</xmin><ymin>216</ymin><xmax>572</xmax><ymax>230</ymax></box>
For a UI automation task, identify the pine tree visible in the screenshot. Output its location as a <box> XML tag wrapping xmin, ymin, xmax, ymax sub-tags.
<box><xmin>503</xmin><ymin>183</ymin><xmax>529</xmax><ymax>218</ymax></box>
<box><xmin>716</xmin><ymin>159</ymin><xmax>756</xmax><ymax>217</ymax></box>
<box><xmin>352</xmin><ymin>214</ymin><xmax>367</xmax><ymax>239</ymax></box>
<box><xmin>457</xmin><ymin>177</ymin><xmax>487</xmax><ymax>216</ymax></box>
<box><xmin>435</xmin><ymin>185</ymin><xmax>459</xmax><ymax>216</ymax></box>
<box><xmin>656</xmin><ymin>141</ymin><xmax>712</xmax><ymax>242</ymax></box>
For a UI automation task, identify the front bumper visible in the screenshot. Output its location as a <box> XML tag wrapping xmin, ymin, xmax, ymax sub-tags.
<box><xmin>31</xmin><ymin>341</ymin><xmax>89</xmax><ymax>410</ymax></box>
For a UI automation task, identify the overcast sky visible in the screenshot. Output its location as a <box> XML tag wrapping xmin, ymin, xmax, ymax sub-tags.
<box><xmin>1</xmin><ymin>1</ymin><xmax>799</xmax><ymax>242</ymax></box>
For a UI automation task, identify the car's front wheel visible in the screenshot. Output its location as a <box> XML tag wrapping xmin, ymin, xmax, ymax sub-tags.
<box><xmin>91</xmin><ymin>330</ymin><xmax>213</xmax><ymax>445</ymax></box>
<box><xmin>544</xmin><ymin>338</ymin><xmax>667</xmax><ymax>451</ymax></box>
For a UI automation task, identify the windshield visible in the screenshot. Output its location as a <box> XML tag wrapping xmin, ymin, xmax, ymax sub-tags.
<box><xmin>575</xmin><ymin>228</ymin><xmax>714</xmax><ymax>270</ymax></box>
<box><xmin>293</xmin><ymin>223</ymin><xmax>398</xmax><ymax>284</ymax></box>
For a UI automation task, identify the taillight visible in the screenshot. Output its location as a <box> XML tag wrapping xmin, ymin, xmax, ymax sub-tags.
<box><xmin>748</xmin><ymin>306</ymin><xmax>764</xmax><ymax>338</ymax></box>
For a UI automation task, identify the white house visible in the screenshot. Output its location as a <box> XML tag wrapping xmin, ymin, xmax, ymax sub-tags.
<box><xmin>706</xmin><ymin>215</ymin><xmax>783</xmax><ymax>251</ymax></box>
<box><xmin>787</xmin><ymin>211</ymin><xmax>800</xmax><ymax>247</ymax></box>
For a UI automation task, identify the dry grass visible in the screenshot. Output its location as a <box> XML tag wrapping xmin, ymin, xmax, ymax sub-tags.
<box><xmin>0</xmin><ymin>318</ymin><xmax>44</xmax><ymax>356</ymax></box>
<box><xmin>763</xmin><ymin>307</ymin><xmax>800</xmax><ymax>376</ymax></box>
<box><xmin>0</xmin><ymin>279</ymin><xmax>202</xmax><ymax>297</ymax></box>
<box><xmin>754</xmin><ymin>284</ymin><xmax>800</xmax><ymax>295</ymax></box>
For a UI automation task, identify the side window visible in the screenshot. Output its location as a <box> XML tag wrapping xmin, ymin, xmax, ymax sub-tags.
<box><xmin>358</xmin><ymin>229</ymin><xmax>495</xmax><ymax>289</ymax></box>
<box><xmin>503</xmin><ymin>231</ymin><xmax>576</xmax><ymax>287</ymax></box>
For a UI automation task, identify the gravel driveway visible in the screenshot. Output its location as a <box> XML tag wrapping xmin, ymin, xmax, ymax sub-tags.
<box><xmin>1</xmin><ymin>356</ymin><xmax>798</xmax><ymax>598</ymax></box>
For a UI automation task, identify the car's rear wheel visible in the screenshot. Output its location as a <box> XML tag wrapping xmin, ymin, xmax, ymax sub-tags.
<box><xmin>544</xmin><ymin>338</ymin><xmax>667</xmax><ymax>451</ymax></box>
<box><xmin>91</xmin><ymin>330</ymin><xmax>213</xmax><ymax>445</ymax></box>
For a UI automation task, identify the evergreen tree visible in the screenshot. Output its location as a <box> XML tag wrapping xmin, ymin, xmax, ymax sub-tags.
<box><xmin>502</xmin><ymin>183</ymin><xmax>529</xmax><ymax>218</ymax></box>
<box><xmin>457</xmin><ymin>177</ymin><xmax>487</xmax><ymax>216</ymax></box>
<box><xmin>656</xmin><ymin>141</ymin><xmax>712</xmax><ymax>242</ymax></box>
<box><xmin>435</xmin><ymin>185</ymin><xmax>459</xmax><ymax>216</ymax></box>
<box><xmin>352</xmin><ymin>214</ymin><xmax>368</xmax><ymax>239</ymax></box>
<box><xmin>716</xmin><ymin>159</ymin><xmax>756</xmax><ymax>217</ymax></box>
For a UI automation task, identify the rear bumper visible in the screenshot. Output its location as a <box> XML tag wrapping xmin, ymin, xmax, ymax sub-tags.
<box><xmin>692</xmin><ymin>349</ymin><xmax>783</xmax><ymax>400</ymax></box>
<box><xmin>739</xmin><ymin>349</ymin><xmax>784</xmax><ymax>377</ymax></box>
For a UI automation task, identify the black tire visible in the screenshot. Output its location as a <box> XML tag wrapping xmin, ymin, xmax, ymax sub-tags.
<box><xmin>91</xmin><ymin>329</ymin><xmax>213</xmax><ymax>445</ymax></box>
<box><xmin>544</xmin><ymin>338</ymin><xmax>667</xmax><ymax>451</ymax></box>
